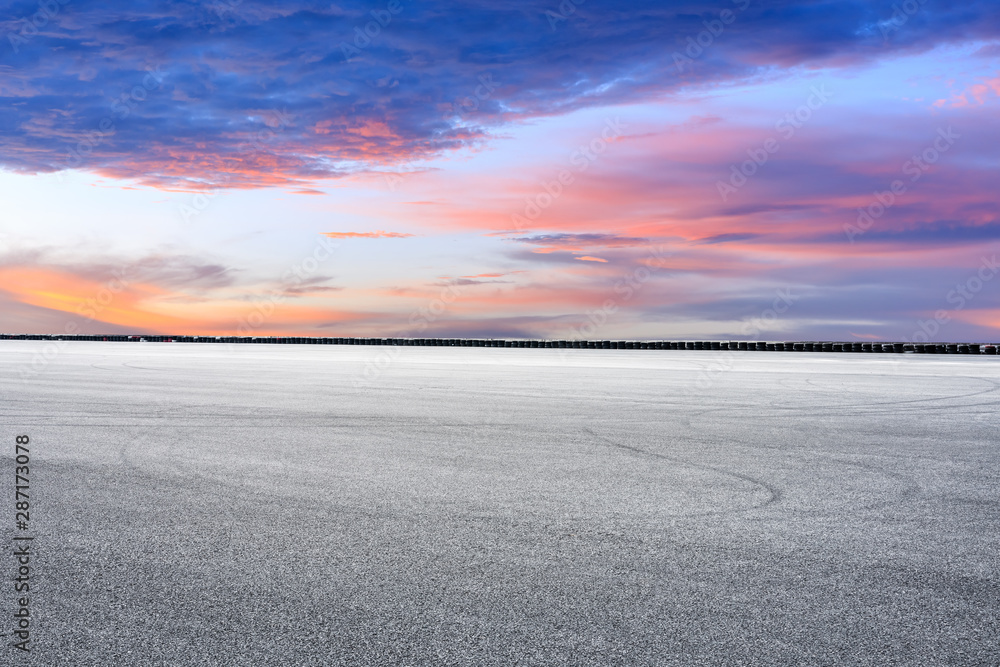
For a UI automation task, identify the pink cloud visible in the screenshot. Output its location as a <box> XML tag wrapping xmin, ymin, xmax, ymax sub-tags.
<box><xmin>321</xmin><ymin>231</ymin><xmax>415</xmax><ymax>239</ymax></box>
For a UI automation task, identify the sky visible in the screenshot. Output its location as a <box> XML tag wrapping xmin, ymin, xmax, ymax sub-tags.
<box><xmin>1</xmin><ymin>0</ymin><xmax>999</xmax><ymax>341</ymax></box>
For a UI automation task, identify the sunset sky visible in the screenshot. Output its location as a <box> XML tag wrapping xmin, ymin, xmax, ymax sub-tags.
<box><xmin>1</xmin><ymin>0</ymin><xmax>999</xmax><ymax>341</ymax></box>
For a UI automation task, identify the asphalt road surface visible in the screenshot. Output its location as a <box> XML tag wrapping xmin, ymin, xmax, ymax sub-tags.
<box><xmin>2</xmin><ymin>341</ymin><xmax>998</xmax><ymax>666</ymax></box>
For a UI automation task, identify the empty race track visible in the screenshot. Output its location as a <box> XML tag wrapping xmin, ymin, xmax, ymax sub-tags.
<box><xmin>2</xmin><ymin>341</ymin><xmax>999</xmax><ymax>665</ymax></box>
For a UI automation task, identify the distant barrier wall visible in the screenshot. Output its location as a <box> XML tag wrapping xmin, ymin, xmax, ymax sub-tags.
<box><xmin>0</xmin><ymin>334</ymin><xmax>996</xmax><ymax>354</ymax></box>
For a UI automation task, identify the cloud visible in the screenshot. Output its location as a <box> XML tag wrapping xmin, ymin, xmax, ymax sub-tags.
<box><xmin>430</xmin><ymin>278</ymin><xmax>515</xmax><ymax>286</ymax></box>
<box><xmin>509</xmin><ymin>233</ymin><xmax>650</xmax><ymax>253</ymax></box>
<box><xmin>0</xmin><ymin>246</ymin><xmax>238</xmax><ymax>291</ymax></box>
<box><xmin>694</xmin><ymin>233</ymin><xmax>763</xmax><ymax>245</ymax></box>
<box><xmin>952</xmin><ymin>75</ymin><xmax>1000</xmax><ymax>107</ymax></box>
<box><xmin>428</xmin><ymin>270</ymin><xmax>526</xmax><ymax>286</ymax></box>
<box><xmin>973</xmin><ymin>43</ymin><xmax>1000</xmax><ymax>58</ymax></box>
<box><xmin>0</xmin><ymin>244</ymin><xmax>367</xmax><ymax>335</ymax></box>
<box><xmin>3</xmin><ymin>1</ymin><xmax>1000</xmax><ymax>188</ymax></box>
<box><xmin>820</xmin><ymin>220</ymin><xmax>1000</xmax><ymax>245</ymax></box>
<box><xmin>575</xmin><ymin>256</ymin><xmax>608</xmax><ymax>263</ymax></box>
<box><xmin>462</xmin><ymin>272</ymin><xmax>524</xmax><ymax>279</ymax></box>
<box><xmin>282</xmin><ymin>285</ymin><xmax>343</xmax><ymax>295</ymax></box>
<box><xmin>276</xmin><ymin>275</ymin><xmax>343</xmax><ymax>297</ymax></box>
<box><xmin>321</xmin><ymin>230</ymin><xmax>415</xmax><ymax>239</ymax></box>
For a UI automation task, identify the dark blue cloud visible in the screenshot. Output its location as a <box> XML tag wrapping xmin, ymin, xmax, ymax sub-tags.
<box><xmin>694</xmin><ymin>232</ymin><xmax>762</xmax><ymax>244</ymax></box>
<box><xmin>1</xmin><ymin>0</ymin><xmax>998</xmax><ymax>187</ymax></box>
<box><xmin>807</xmin><ymin>220</ymin><xmax>1000</xmax><ymax>245</ymax></box>
<box><xmin>849</xmin><ymin>220</ymin><xmax>1000</xmax><ymax>244</ymax></box>
<box><xmin>510</xmin><ymin>233</ymin><xmax>649</xmax><ymax>248</ymax></box>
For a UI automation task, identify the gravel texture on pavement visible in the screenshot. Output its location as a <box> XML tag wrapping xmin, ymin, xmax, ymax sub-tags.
<box><xmin>2</xmin><ymin>341</ymin><xmax>998</xmax><ymax>666</ymax></box>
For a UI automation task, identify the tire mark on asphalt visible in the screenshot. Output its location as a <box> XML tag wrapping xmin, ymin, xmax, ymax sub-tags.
<box><xmin>122</xmin><ymin>361</ymin><xmax>171</xmax><ymax>371</ymax></box>
<box><xmin>581</xmin><ymin>427</ymin><xmax>782</xmax><ymax>511</ymax></box>
<box><xmin>582</xmin><ymin>431</ymin><xmax>930</xmax><ymax>515</ymax></box>
<box><xmin>683</xmin><ymin>376</ymin><xmax>998</xmax><ymax>411</ymax></box>
<box><xmin>806</xmin><ymin>453</ymin><xmax>923</xmax><ymax>511</ymax></box>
